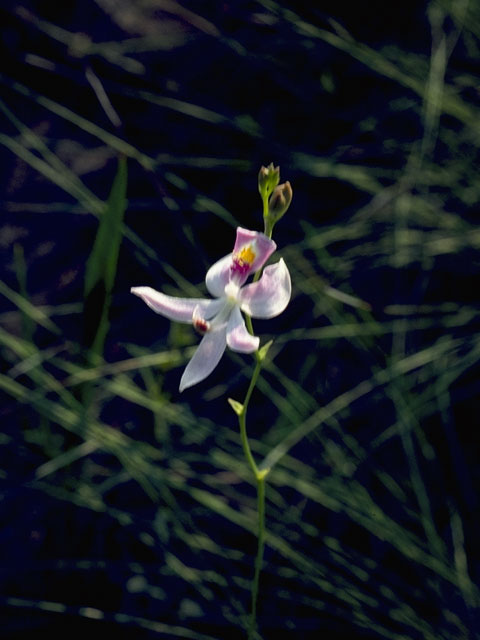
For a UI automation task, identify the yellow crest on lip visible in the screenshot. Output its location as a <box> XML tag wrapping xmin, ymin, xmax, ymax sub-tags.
<box><xmin>237</xmin><ymin>245</ymin><xmax>256</xmax><ymax>266</ymax></box>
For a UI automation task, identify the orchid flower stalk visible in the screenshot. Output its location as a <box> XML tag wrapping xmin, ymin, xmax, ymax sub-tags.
<box><xmin>131</xmin><ymin>166</ymin><xmax>292</xmax><ymax>640</ymax></box>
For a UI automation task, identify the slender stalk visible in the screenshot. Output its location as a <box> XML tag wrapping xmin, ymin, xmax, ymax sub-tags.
<box><xmin>249</xmin><ymin>474</ymin><xmax>266</xmax><ymax>640</ymax></box>
<box><xmin>236</xmin><ymin>337</ymin><xmax>269</xmax><ymax>639</ymax></box>
<box><xmin>263</xmin><ymin>194</ymin><xmax>273</xmax><ymax>240</ymax></box>
<box><xmin>238</xmin><ymin>355</ymin><xmax>262</xmax><ymax>477</ymax></box>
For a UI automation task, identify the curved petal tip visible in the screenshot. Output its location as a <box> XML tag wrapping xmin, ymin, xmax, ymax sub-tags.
<box><xmin>239</xmin><ymin>258</ymin><xmax>291</xmax><ymax>319</ymax></box>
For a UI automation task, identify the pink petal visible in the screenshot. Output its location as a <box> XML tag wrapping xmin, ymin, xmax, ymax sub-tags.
<box><xmin>238</xmin><ymin>259</ymin><xmax>291</xmax><ymax>319</ymax></box>
<box><xmin>205</xmin><ymin>253</ymin><xmax>232</xmax><ymax>297</ymax></box>
<box><xmin>179</xmin><ymin>326</ymin><xmax>227</xmax><ymax>391</ymax></box>
<box><xmin>226</xmin><ymin>306</ymin><xmax>259</xmax><ymax>353</ymax></box>
<box><xmin>131</xmin><ymin>286</ymin><xmax>222</xmax><ymax>323</ymax></box>
<box><xmin>233</xmin><ymin>228</ymin><xmax>276</xmax><ymax>273</ymax></box>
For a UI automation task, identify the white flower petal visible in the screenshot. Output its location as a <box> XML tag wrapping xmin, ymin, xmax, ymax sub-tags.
<box><xmin>131</xmin><ymin>286</ymin><xmax>222</xmax><ymax>323</ymax></box>
<box><xmin>239</xmin><ymin>258</ymin><xmax>291</xmax><ymax>319</ymax></box>
<box><xmin>179</xmin><ymin>326</ymin><xmax>227</xmax><ymax>391</ymax></box>
<box><xmin>205</xmin><ymin>253</ymin><xmax>232</xmax><ymax>297</ymax></box>
<box><xmin>226</xmin><ymin>306</ymin><xmax>259</xmax><ymax>353</ymax></box>
<box><xmin>194</xmin><ymin>298</ymin><xmax>225</xmax><ymax>320</ymax></box>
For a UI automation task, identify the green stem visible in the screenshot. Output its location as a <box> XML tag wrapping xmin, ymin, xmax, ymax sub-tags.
<box><xmin>237</xmin><ymin>341</ymin><xmax>269</xmax><ymax>639</ymax></box>
<box><xmin>249</xmin><ymin>474</ymin><xmax>266</xmax><ymax>640</ymax></box>
<box><xmin>262</xmin><ymin>194</ymin><xmax>273</xmax><ymax>239</ymax></box>
<box><xmin>238</xmin><ymin>356</ymin><xmax>262</xmax><ymax>477</ymax></box>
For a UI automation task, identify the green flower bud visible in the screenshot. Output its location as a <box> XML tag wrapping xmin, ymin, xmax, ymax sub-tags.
<box><xmin>267</xmin><ymin>181</ymin><xmax>292</xmax><ymax>222</ymax></box>
<box><xmin>258</xmin><ymin>163</ymin><xmax>280</xmax><ymax>199</ymax></box>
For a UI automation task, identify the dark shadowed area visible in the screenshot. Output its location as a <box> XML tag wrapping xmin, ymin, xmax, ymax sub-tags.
<box><xmin>1</xmin><ymin>1</ymin><xmax>479</xmax><ymax>638</ymax></box>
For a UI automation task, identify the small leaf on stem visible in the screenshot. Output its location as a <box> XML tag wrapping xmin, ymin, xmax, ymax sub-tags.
<box><xmin>258</xmin><ymin>340</ymin><xmax>273</xmax><ymax>362</ymax></box>
<box><xmin>228</xmin><ymin>397</ymin><xmax>244</xmax><ymax>415</ymax></box>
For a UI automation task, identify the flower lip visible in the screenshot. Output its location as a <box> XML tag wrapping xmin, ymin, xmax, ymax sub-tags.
<box><xmin>206</xmin><ymin>228</ymin><xmax>277</xmax><ymax>295</ymax></box>
<box><xmin>231</xmin><ymin>244</ymin><xmax>257</xmax><ymax>278</ymax></box>
<box><xmin>232</xmin><ymin>228</ymin><xmax>276</xmax><ymax>275</ymax></box>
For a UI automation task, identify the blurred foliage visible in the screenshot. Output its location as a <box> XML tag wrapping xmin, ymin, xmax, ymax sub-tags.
<box><xmin>0</xmin><ymin>0</ymin><xmax>479</xmax><ymax>638</ymax></box>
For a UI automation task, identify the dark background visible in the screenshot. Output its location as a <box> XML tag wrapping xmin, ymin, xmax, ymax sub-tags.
<box><xmin>1</xmin><ymin>1</ymin><xmax>479</xmax><ymax>638</ymax></box>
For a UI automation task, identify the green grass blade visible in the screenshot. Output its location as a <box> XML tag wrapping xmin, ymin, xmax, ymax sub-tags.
<box><xmin>84</xmin><ymin>156</ymin><xmax>127</xmax><ymax>356</ymax></box>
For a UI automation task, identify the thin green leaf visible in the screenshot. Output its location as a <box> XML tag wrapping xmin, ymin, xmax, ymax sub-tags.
<box><xmin>84</xmin><ymin>156</ymin><xmax>127</xmax><ymax>355</ymax></box>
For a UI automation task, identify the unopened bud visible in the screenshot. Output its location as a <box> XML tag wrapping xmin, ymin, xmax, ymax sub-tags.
<box><xmin>258</xmin><ymin>163</ymin><xmax>280</xmax><ymax>198</ymax></box>
<box><xmin>267</xmin><ymin>181</ymin><xmax>292</xmax><ymax>222</ymax></box>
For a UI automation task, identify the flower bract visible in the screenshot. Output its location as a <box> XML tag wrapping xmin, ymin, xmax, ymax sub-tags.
<box><xmin>131</xmin><ymin>227</ymin><xmax>291</xmax><ymax>391</ymax></box>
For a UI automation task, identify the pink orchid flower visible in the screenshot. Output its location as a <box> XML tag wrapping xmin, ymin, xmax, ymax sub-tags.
<box><xmin>131</xmin><ymin>228</ymin><xmax>291</xmax><ymax>391</ymax></box>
